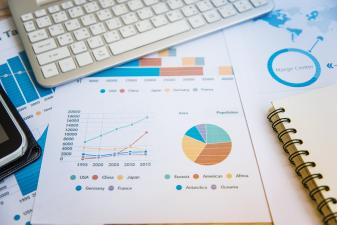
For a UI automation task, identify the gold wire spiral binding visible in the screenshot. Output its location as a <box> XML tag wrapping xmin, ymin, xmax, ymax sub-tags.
<box><xmin>324</xmin><ymin>213</ymin><xmax>337</xmax><ymax>225</ymax></box>
<box><xmin>318</xmin><ymin>198</ymin><xmax>337</xmax><ymax>214</ymax></box>
<box><xmin>268</xmin><ymin>107</ymin><xmax>337</xmax><ymax>225</ymax></box>
<box><xmin>289</xmin><ymin>150</ymin><xmax>309</xmax><ymax>164</ymax></box>
<box><xmin>295</xmin><ymin>162</ymin><xmax>316</xmax><ymax>176</ymax></box>
<box><xmin>302</xmin><ymin>174</ymin><xmax>323</xmax><ymax>188</ymax></box>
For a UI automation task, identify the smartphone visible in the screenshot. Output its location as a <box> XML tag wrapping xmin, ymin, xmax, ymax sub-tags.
<box><xmin>0</xmin><ymin>94</ymin><xmax>28</xmax><ymax>168</ymax></box>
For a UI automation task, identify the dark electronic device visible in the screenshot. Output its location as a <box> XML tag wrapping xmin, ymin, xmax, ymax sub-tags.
<box><xmin>0</xmin><ymin>86</ymin><xmax>41</xmax><ymax>180</ymax></box>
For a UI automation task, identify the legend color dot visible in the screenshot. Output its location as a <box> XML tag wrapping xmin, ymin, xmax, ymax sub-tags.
<box><xmin>75</xmin><ymin>185</ymin><xmax>82</xmax><ymax>191</ymax></box>
<box><xmin>14</xmin><ymin>215</ymin><xmax>20</xmax><ymax>221</ymax></box>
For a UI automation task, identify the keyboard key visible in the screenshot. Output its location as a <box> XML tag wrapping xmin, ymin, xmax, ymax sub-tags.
<box><xmin>128</xmin><ymin>0</ymin><xmax>144</xmax><ymax>11</ymax></box>
<box><xmin>105</xmin><ymin>18</ymin><xmax>123</xmax><ymax>30</ymax></box>
<box><xmin>137</xmin><ymin>7</ymin><xmax>154</xmax><ymax>20</ymax></box>
<box><xmin>81</xmin><ymin>14</ymin><xmax>98</xmax><ymax>26</ymax></box>
<box><xmin>218</xmin><ymin>4</ymin><xmax>237</xmax><ymax>18</ymax></box>
<box><xmin>57</xmin><ymin>33</ymin><xmax>74</xmax><ymax>46</ymax></box>
<box><xmin>74</xmin><ymin>0</ymin><xmax>87</xmax><ymax>5</ymax></box>
<box><xmin>62</xmin><ymin>1</ymin><xmax>74</xmax><ymax>9</ymax></box>
<box><xmin>167</xmin><ymin>0</ymin><xmax>184</xmax><ymax>9</ymax></box>
<box><xmin>96</xmin><ymin>9</ymin><xmax>113</xmax><ymax>21</ymax></box>
<box><xmin>112</xmin><ymin>4</ymin><xmax>129</xmax><ymax>16</ymax></box>
<box><xmin>36</xmin><ymin>16</ymin><xmax>52</xmax><ymax>28</ymax></box>
<box><xmin>152</xmin><ymin>2</ymin><xmax>169</xmax><ymax>14</ymax></box>
<box><xmin>183</xmin><ymin>0</ymin><xmax>199</xmax><ymax>4</ymax></box>
<box><xmin>109</xmin><ymin>20</ymin><xmax>190</xmax><ymax>55</ymax></box>
<box><xmin>90</xmin><ymin>23</ymin><xmax>107</xmax><ymax>35</ymax></box>
<box><xmin>93</xmin><ymin>46</ymin><xmax>110</xmax><ymax>61</ymax></box>
<box><xmin>41</xmin><ymin>63</ymin><xmax>59</xmax><ymax>78</ymax></box>
<box><xmin>49</xmin><ymin>24</ymin><xmax>65</xmax><ymax>36</ymax></box>
<box><xmin>59</xmin><ymin>58</ymin><xmax>77</xmax><ymax>72</ymax></box>
<box><xmin>182</xmin><ymin>5</ymin><xmax>199</xmax><ymax>17</ymax></box>
<box><xmin>122</xmin><ymin>12</ymin><xmax>138</xmax><ymax>25</ymax></box>
<box><xmin>103</xmin><ymin>31</ymin><xmax>120</xmax><ymax>43</ymax></box>
<box><xmin>74</xmin><ymin>28</ymin><xmax>91</xmax><ymax>40</ymax></box>
<box><xmin>69</xmin><ymin>6</ymin><xmax>84</xmax><ymax>18</ymax></box>
<box><xmin>24</xmin><ymin>21</ymin><xmax>36</xmax><ymax>32</ymax></box>
<box><xmin>37</xmin><ymin>47</ymin><xmax>71</xmax><ymax>65</ymax></box>
<box><xmin>188</xmin><ymin>14</ymin><xmax>206</xmax><ymax>28</ymax></box>
<box><xmin>197</xmin><ymin>0</ymin><xmax>213</xmax><ymax>12</ymax></box>
<box><xmin>135</xmin><ymin>20</ymin><xmax>153</xmax><ymax>32</ymax></box>
<box><xmin>203</xmin><ymin>9</ymin><xmax>221</xmax><ymax>22</ymax></box>
<box><xmin>34</xmin><ymin>9</ymin><xmax>47</xmax><ymax>18</ymax></box>
<box><xmin>76</xmin><ymin>52</ymin><xmax>94</xmax><ymax>66</ymax></box>
<box><xmin>196</xmin><ymin>0</ymin><xmax>213</xmax><ymax>12</ymax></box>
<box><xmin>71</xmin><ymin>41</ymin><xmax>88</xmax><ymax>54</ymax></box>
<box><xmin>65</xmin><ymin>19</ymin><xmax>81</xmax><ymax>31</ymax></box>
<box><xmin>166</xmin><ymin>10</ymin><xmax>183</xmax><ymax>22</ymax></box>
<box><xmin>98</xmin><ymin>0</ymin><xmax>116</xmax><ymax>8</ymax></box>
<box><xmin>233</xmin><ymin>0</ymin><xmax>253</xmax><ymax>12</ymax></box>
<box><xmin>84</xmin><ymin>2</ymin><xmax>100</xmax><ymax>13</ymax></box>
<box><xmin>151</xmin><ymin>15</ymin><xmax>168</xmax><ymax>27</ymax></box>
<box><xmin>250</xmin><ymin>0</ymin><xmax>268</xmax><ymax>7</ymax></box>
<box><xmin>211</xmin><ymin>0</ymin><xmax>227</xmax><ymax>7</ymax></box>
<box><xmin>119</xmin><ymin>25</ymin><xmax>137</xmax><ymax>38</ymax></box>
<box><xmin>48</xmin><ymin>5</ymin><xmax>61</xmax><ymax>13</ymax></box>
<box><xmin>21</xmin><ymin>13</ymin><xmax>33</xmax><ymax>22</ymax></box>
<box><xmin>52</xmin><ymin>11</ymin><xmax>68</xmax><ymax>23</ymax></box>
<box><xmin>143</xmin><ymin>0</ymin><xmax>159</xmax><ymax>6</ymax></box>
<box><xmin>87</xmin><ymin>36</ymin><xmax>104</xmax><ymax>49</ymax></box>
<box><xmin>28</xmin><ymin>29</ymin><xmax>49</xmax><ymax>43</ymax></box>
<box><xmin>32</xmin><ymin>38</ymin><xmax>57</xmax><ymax>54</ymax></box>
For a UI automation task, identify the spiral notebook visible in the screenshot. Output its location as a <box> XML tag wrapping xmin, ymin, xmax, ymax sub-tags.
<box><xmin>267</xmin><ymin>85</ymin><xmax>337</xmax><ymax>225</ymax></box>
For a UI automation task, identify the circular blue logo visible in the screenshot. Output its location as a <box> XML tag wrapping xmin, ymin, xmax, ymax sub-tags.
<box><xmin>267</xmin><ymin>48</ymin><xmax>321</xmax><ymax>87</ymax></box>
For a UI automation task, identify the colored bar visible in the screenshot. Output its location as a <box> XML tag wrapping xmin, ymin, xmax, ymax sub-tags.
<box><xmin>219</xmin><ymin>66</ymin><xmax>233</xmax><ymax>76</ymax></box>
<box><xmin>140</xmin><ymin>58</ymin><xmax>162</xmax><ymax>67</ymax></box>
<box><xmin>159</xmin><ymin>48</ymin><xmax>176</xmax><ymax>57</ymax></box>
<box><xmin>15</xmin><ymin>128</ymin><xmax>48</xmax><ymax>196</ymax></box>
<box><xmin>118</xmin><ymin>58</ymin><xmax>162</xmax><ymax>67</ymax></box>
<box><xmin>92</xmin><ymin>67</ymin><xmax>160</xmax><ymax>77</ymax></box>
<box><xmin>8</xmin><ymin>56</ymin><xmax>39</xmax><ymax>103</ymax></box>
<box><xmin>160</xmin><ymin>67</ymin><xmax>203</xmax><ymax>76</ymax></box>
<box><xmin>0</xmin><ymin>63</ymin><xmax>26</xmax><ymax>107</ymax></box>
<box><xmin>119</xmin><ymin>59</ymin><xmax>140</xmax><ymax>67</ymax></box>
<box><xmin>19</xmin><ymin>52</ymin><xmax>53</xmax><ymax>97</ymax></box>
<box><xmin>182</xmin><ymin>57</ymin><xmax>204</xmax><ymax>66</ymax></box>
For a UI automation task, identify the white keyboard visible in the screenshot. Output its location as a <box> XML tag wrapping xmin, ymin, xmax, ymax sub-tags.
<box><xmin>9</xmin><ymin>0</ymin><xmax>273</xmax><ymax>87</ymax></box>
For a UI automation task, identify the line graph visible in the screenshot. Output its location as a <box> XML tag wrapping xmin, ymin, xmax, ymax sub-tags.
<box><xmin>81</xmin><ymin>131</ymin><xmax>149</xmax><ymax>160</ymax></box>
<box><xmin>61</xmin><ymin>111</ymin><xmax>151</xmax><ymax>163</ymax></box>
<box><xmin>83</xmin><ymin>116</ymin><xmax>149</xmax><ymax>143</ymax></box>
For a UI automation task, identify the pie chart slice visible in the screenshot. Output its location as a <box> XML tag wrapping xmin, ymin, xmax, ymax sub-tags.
<box><xmin>182</xmin><ymin>124</ymin><xmax>232</xmax><ymax>165</ymax></box>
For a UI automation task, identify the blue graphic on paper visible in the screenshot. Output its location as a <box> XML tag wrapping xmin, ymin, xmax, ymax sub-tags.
<box><xmin>14</xmin><ymin>128</ymin><xmax>48</xmax><ymax>196</ymax></box>
<box><xmin>258</xmin><ymin>6</ymin><xmax>337</xmax><ymax>41</ymax></box>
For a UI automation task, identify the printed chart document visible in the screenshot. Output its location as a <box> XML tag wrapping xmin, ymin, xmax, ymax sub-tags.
<box><xmin>224</xmin><ymin>0</ymin><xmax>337</xmax><ymax>224</ymax></box>
<box><xmin>0</xmin><ymin>18</ymin><xmax>53</xmax><ymax>225</ymax></box>
<box><xmin>32</xmin><ymin>36</ymin><xmax>272</xmax><ymax>225</ymax></box>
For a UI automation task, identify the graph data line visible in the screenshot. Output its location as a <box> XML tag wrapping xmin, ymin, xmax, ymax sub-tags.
<box><xmin>119</xmin><ymin>131</ymin><xmax>148</xmax><ymax>153</ymax></box>
<box><xmin>80</xmin><ymin>146</ymin><xmax>146</xmax><ymax>151</ymax></box>
<box><xmin>83</xmin><ymin>116</ymin><xmax>149</xmax><ymax>143</ymax></box>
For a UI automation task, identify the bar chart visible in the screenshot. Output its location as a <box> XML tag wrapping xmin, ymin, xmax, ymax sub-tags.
<box><xmin>0</xmin><ymin>52</ymin><xmax>53</xmax><ymax>108</ymax></box>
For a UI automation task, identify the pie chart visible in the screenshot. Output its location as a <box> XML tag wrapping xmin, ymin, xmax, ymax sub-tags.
<box><xmin>182</xmin><ymin>124</ymin><xmax>232</xmax><ymax>165</ymax></box>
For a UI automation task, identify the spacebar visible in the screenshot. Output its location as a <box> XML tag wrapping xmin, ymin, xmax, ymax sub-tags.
<box><xmin>109</xmin><ymin>20</ymin><xmax>191</xmax><ymax>55</ymax></box>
